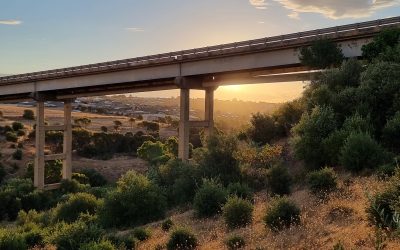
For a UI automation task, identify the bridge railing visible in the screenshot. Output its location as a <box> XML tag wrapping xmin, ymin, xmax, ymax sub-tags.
<box><xmin>1</xmin><ymin>16</ymin><xmax>399</xmax><ymax>85</ymax></box>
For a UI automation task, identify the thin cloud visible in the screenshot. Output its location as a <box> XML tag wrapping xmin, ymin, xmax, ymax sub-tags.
<box><xmin>249</xmin><ymin>0</ymin><xmax>268</xmax><ymax>9</ymax></box>
<box><xmin>288</xmin><ymin>12</ymin><xmax>300</xmax><ymax>19</ymax></box>
<box><xmin>125</xmin><ymin>27</ymin><xmax>144</xmax><ymax>32</ymax></box>
<box><xmin>0</xmin><ymin>19</ymin><xmax>22</xmax><ymax>25</ymax></box>
<box><xmin>275</xmin><ymin>0</ymin><xmax>400</xmax><ymax>19</ymax></box>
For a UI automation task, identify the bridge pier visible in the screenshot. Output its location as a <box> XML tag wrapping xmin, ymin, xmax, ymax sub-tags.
<box><xmin>34</xmin><ymin>99</ymin><xmax>73</xmax><ymax>190</ymax></box>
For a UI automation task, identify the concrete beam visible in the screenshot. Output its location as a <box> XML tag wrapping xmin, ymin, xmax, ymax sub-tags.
<box><xmin>178</xmin><ymin>88</ymin><xmax>190</xmax><ymax>160</ymax></box>
<box><xmin>34</xmin><ymin>101</ymin><xmax>45</xmax><ymax>189</ymax></box>
<box><xmin>205</xmin><ymin>88</ymin><xmax>215</xmax><ymax>137</ymax></box>
<box><xmin>63</xmin><ymin>100</ymin><xmax>72</xmax><ymax>180</ymax></box>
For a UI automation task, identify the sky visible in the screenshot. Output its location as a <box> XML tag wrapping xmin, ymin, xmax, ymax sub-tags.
<box><xmin>1</xmin><ymin>0</ymin><xmax>399</xmax><ymax>102</ymax></box>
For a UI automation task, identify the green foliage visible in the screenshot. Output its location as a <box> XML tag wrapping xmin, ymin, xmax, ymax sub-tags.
<box><xmin>362</xmin><ymin>28</ymin><xmax>400</xmax><ymax>62</ymax></box>
<box><xmin>193</xmin><ymin>179</ymin><xmax>227</xmax><ymax>217</ymax></box>
<box><xmin>53</xmin><ymin>192</ymin><xmax>101</xmax><ymax>223</ymax></box>
<box><xmin>166</xmin><ymin>228</ymin><xmax>198</xmax><ymax>250</ymax></box>
<box><xmin>225</xmin><ymin>235</ymin><xmax>246</xmax><ymax>250</ymax></box>
<box><xmin>226</xmin><ymin>182</ymin><xmax>254</xmax><ymax>202</ymax></box>
<box><xmin>12</xmin><ymin>121</ymin><xmax>24</xmax><ymax>131</ymax></box>
<box><xmin>247</xmin><ymin>112</ymin><xmax>280</xmax><ymax>145</ymax></box>
<box><xmin>382</xmin><ymin>112</ymin><xmax>400</xmax><ymax>152</ymax></box>
<box><xmin>74</xmin><ymin>117</ymin><xmax>92</xmax><ymax>129</ymax></box>
<box><xmin>6</xmin><ymin>131</ymin><xmax>18</xmax><ymax>142</ymax></box>
<box><xmin>292</xmin><ymin>106</ymin><xmax>337</xmax><ymax>169</ymax></box>
<box><xmin>197</xmin><ymin>134</ymin><xmax>241</xmax><ymax>185</ymax></box>
<box><xmin>99</xmin><ymin>171</ymin><xmax>167</xmax><ymax>228</ymax></box>
<box><xmin>162</xmin><ymin>218</ymin><xmax>174</xmax><ymax>232</ymax></box>
<box><xmin>139</xmin><ymin>121</ymin><xmax>160</xmax><ymax>132</ymax></box>
<box><xmin>340</xmin><ymin>132</ymin><xmax>386</xmax><ymax>172</ymax></box>
<box><xmin>80</xmin><ymin>240</ymin><xmax>116</xmax><ymax>250</ymax></box>
<box><xmin>107</xmin><ymin>233</ymin><xmax>138</xmax><ymax>250</ymax></box>
<box><xmin>13</xmin><ymin>148</ymin><xmax>23</xmax><ymax>160</ymax></box>
<box><xmin>273</xmin><ymin>99</ymin><xmax>305</xmax><ymax>136</ymax></box>
<box><xmin>22</xmin><ymin>109</ymin><xmax>34</xmax><ymax>120</ymax></box>
<box><xmin>154</xmin><ymin>159</ymin><xmax>199</xmax><ymax>206</ymax></box>
<box><xmin>0</xmin><ymin>163</ymin><xmax>5</xmax><ymax>184</ymax></box>
<box><xmin>165</xmin><ymin>136</ymin><xmax>179</xmax><ymax>157</ymax></box>
<box><xmin>59</xmin><ymin>179</ymin><xmax>88</xmax><ymax>194</ymax></box>
<box><xmin>299</xmin><ymin>38</ymin><xmax>344</xmax><ymax>69</ymax></box>
<box><xmin>26</xmin><ymin>160</ymin><xmax>62</xmax><ymax>184</ymax></box>
<box><xmin>49</xmin><ymin>220</ymin><xmax>104</xmax><ymax>250</ymax></box>
<box><xmin>222</xmin><ymin>196</ymin><xmax>253</xmax><ymax>229</ymax></box>
<box><xmin>132</xmin><ymin>227</ymin><xmax>151</xmax><ymax>241</ymax></box>
<box><xmin>137</xmin><ymin>140</ymin><xmax>169</xmax><ymax>165</ymax></box>
<box><xmin>266</xmin><ymin>164</ymin><xmax>292</xmax><ymax>196</ymax></box>
<box><xmin>78</xmin><ymin>168</ymin><xmax>107</xmax><ymax>187</ymax></box>
<box><xmin>307</xmin><ymin>167</ymin><xmax>337</xmax><ymax>196</ymax></box>
<box><xmin>0</xmin><ymin>229</ymin><xmax>27</xmax><ymax>250</ymax></box>
<box><xmin>264</xmin><ymin>196</ymin><xmax>301</xmax><ymax>231</ymax></box>
<box><xmin>16</xmin><ymin>129</ymin><xmax>25</xmax><ymax>137</ymax></box>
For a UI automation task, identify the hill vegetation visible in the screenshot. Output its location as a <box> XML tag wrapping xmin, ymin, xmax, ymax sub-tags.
<box><xmin>0</xmin><ymin>28</ymin><xmax>399</xmax><ymax>249</ymax></box>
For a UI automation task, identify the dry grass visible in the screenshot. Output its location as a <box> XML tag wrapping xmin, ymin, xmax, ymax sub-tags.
<box><xmin>134</xmin><ymin>176</ymin><xmax>400</xmax><ymax>250</ymax></box>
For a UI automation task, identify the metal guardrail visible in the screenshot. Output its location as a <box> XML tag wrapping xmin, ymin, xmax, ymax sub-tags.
<box><xmin>0</xmin><ymin>16</ymin><xmax>399</xmax><ymax>85</ymax></box>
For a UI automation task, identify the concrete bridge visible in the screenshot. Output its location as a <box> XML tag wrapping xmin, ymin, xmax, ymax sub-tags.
<box><xmin>1</xmin><ymin>16</ymin><xmax>399</xmax><ymax>189</ymax></box>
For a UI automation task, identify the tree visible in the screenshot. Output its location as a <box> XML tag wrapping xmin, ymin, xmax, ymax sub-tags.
<box><xmin>137</xmin><ymin>114</ymin><xmax>143</xmax><ymax>120</ymax></box>
<box><xmin>100</xmin><ymin>126</ymin><xmax>108</xmax><ymax>133</ymax></box>
<box><xmin>299</xmin><ymin>39</ymin><xmax>344</xmax><ymax>69</ymax></box>
<box><xmin>74</xmin><ymin>117</ymin><xmax>91</xmax><ymax>129</ymax></box>
<box><xmin>362</xmin><ymin>28</ymin><xmax>400</xmax><ymax>62</ymax></box>
<box><xmin>247</xmin><ymin>113</ymin><xmax>278</xmax><ymax>145</ymax></box>
<box><xmin>113</xmin><ymin>120</ymin><xmax>122</xmax><ymax>132</ymax></box>
<box><xmin>22</xmin><ymin>110</ymin><xmax>34</xmax><ymax>120</ymax></box>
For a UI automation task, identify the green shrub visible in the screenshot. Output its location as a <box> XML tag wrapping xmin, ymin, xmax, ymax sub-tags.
<box><xmin>16</xmin><ymin>130</ymin><xmax>26</xmax><ymax>137</ymax></box>
<box><xmin>340</xmin><ymin>132</ymin><xmax>386</xmax><ymax>172</ymax></box>
<box><xmin>132</xmin><ymin>227</ymin><xmax>151</xmax><ymax>241</ymax></box>
<box><xmin>23</xmin><ymin>227</ymin><xmax>45</xmax><ymax>248</ymax></box>
<box><xmin>382</xmin><ymin>112</ymin><xmax>400</xmax><ymax>152</ymax></box>
<box><xmin>107</xmin><ymin>234</ymin><xmax>138</xmax><ymax>250</ymax></box>
<box><xmin>166</xmin><ymin>228</ymin><xmax>198</xmax><ymax>250</ymax></box>
<box><xmin>266</xmin><ymin>164</ymin><xmax>292</xmax><ymax>196</ymax></box>
<box><xmin>53</xmin><ymin>192</ymin><xmax>101</xmax><ymax>223</ymax></box>
<box><xmin>12</xmin><ymin>122</ymin><xmax>24</xmax><ymax>131</ymax></box>
<box><xmin>0</xmin><ymin>229</ymin><xmax>27</xmax><ymax>250</ymax></box>
<box><xmin>99</xmin><ymin>171</ymin><xmax>167</xmax><ymax>228</ymax></box>
<box><xmin>6</xmin><ymin>131</ymin><xmax>18</xmax><ymax>142</ymax></box>
<box><xmin>80</xmin><ymin>240</ymin><xmax>116</xmax><ymax>250</ymax></box>
<box><xmin>299</xmin><ymin>38</ymin><xmax>344</xmax><ymax>69</ymax></box>
<box><xmin>193</xmin><ymin>179</ymin><xmax>227</xmax><ymax>217</ymax></box>
<box><xmin>376</xmin><ymin>162</ymin><xmax>398</xmax><ymax>179</ymax></box>
<box><xmin>78</xmin><ymin>168</ymin><xmax>107</xmax><ymax>187</ymax></box>
<box><xmin>26</xmin><ymin>160</ymin><xmax>63</xmax><ymax>185</ymax></box>
<box><xmin>23</xmin><ymin>109</ymin><xmax>34</xmax><ymax>120</ymax></box>
<box><xmin>226</xmin><ymin>182</ymin><xmax>254</xmax><ymax>202</ymax></box>
<box><xmin>162</xmin><ymin>218</ymin><xmax>174</xmax><ymax>232</ymax></box>
<box><xmin>50</xmin><ymin>220</ymin><xmax>104</xmax><ymax>250</ymax></box>
<box><xmin>306</xmin><ymin>167</ymin><xmax>337</xmax><ymax>196</ymax></box>
<box><xmin>72</xmin><ymin>173</ymin><xmax>90</xmax><ymax>185</ymax></box>
<box><xmin>222</xmin><ymin>196</ymin><xmax>253</xmax><ymax>229</ymax></box>
<box><xmin>264</xmin><ymin>196</ymin><xmax>301</xmax><ymax>231</ymax></box>
<box><xmin>59</xmin><ymin>179</ymin><xmax>88</xmax><ymax>194</ymax></box>
<box><xmin>225</xmin><ymin>235</ymin><xmax>246</xmax><ymax>250</ymax></box>
<box><xmin>0</xmin><ymin>163</ymin><xmax>6</xmax><ymax>184</ymax></box>
<box><xmin>13</xmin><ymin>149</ymin><xmax>23</xmax><ymax>160</ymax></box>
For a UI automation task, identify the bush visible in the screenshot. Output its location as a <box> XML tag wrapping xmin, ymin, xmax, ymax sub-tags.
<box><xmin>59</xmin><ymin>179</ymin><xmax>88</xmax><ymax>194</ymax></box>
<box><xmin>340</xmin><ymin>132</ymin><xmax>386</xmax><ymax>172</ymax></box>
<box><xmin>78</xmin><ymin>168</ymin><xmax>107</xmax><ymax>187</ymax></box>
<box><xmin>0</xmin><ymin>163</ymin><xmax>6</xmax><ymax>184</ymax></box>
<box><xmin>12</xmin><ymin>122</ymin><xmax>24</xmax><ymax>131</ymax></box>
<box><xmin>247</xmin><ymin>112</ymin><xmax>280</xmax><ymax>145</ymax></box>
<box><xmin>80</xmin><ymin>240</ymin><xmax>116</xmax><ymax>250</ymax></box>
<box><xmin>6</xmin><ymin>131</ymin><xmax>18</xmax><ymax>142</ymax></box>
<box><xmin>0</xmin><ymin>229</ymin><xmax>27</xmax><ymax>250</ymax></box>
<box><xmin>226</xmin><ymin>182</ymin><xmax>254</xmax><ymax>202</ymax></box>
<box><xmin>16</xmin><ymin>130</ymin><xmax>26</xmax><ymax>137</ymax></box>
<box><xmin>23</xmin><ymin>109</ymin><xmax>35</xmax><ymax>120</ymax></box>
<box><xmin>382</xmin><ymin>112</ymin><xmax>400</xmax><ymax>152</ymax></box>
<box><xmin>222</xmin><ymin>196</ymin><xmax>253</xmax><ymax>229</ymax></box>
<box><xmin>266</xmin><ymin>164</ymin><xmax>292</xmax><ymax>196</ymax></box>
<box><xmin>162</xmin><ymin>218</ymin><xmax>174</xmax><ymax>232</ymax></box>
<box><xmin>299</xmin><ymin>38</ymin><xmax>344</xmax><ymax>69</ymax></box>
<box><xmin>107</xmin><ymin>233</ymin><xmax>138</xmax><ymax>250</ymax></box>
<box><xmin>53</xmin><ymin>192</ymin><xmax>101</xmax><ymax>223</ymax></box>
<box><xmin>132</xmin><ymin>227</ymin><xmax>151</xmax><ymax>241</ymax></box>
<box><xmin>264</xmin><ymin>196</ymin><xmax>301</xmax><ymax>231</ymax></box>
<box><xmin>193</xmin><ymin>179</ymin><xmax>227</xmax><ymax>217</ymax></box>
<box><xmin>13</xmin><ymin>149</ymin><xmax>23</xmax><ymax>160</ymax></box>
<box><xmin>99</xmin><ymin>171</ymin><xmax>167</xmax><ymax>228</ymax></box>
<box><xmin>50</xmin><ymin>220</ymin><xmax>104</xmax><ymax>250</ymax></box>
<box><xmin>306</xmin><ymin>167</ymin><xmax>337</xmax><ymax>196</ymax></box>
<box><xmin>225</xmin><ymin>235</ymin><xmax>246</xmax><ymax>250</ymax></box>
<box><xmin>376</xmin><ymin>162</ymin><xmax>397</xmax><ymax>179</ymax></box>
<box><xmin>166</xmin><ymin>228</ymin><xmax>198</xmax><ymax>250</ymax></box>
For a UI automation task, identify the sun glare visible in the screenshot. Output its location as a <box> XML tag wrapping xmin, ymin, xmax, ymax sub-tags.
<box><xmin>223</xmin><ymin>85</ymin><xmax>242</xmax><ymax>91</ymax></box>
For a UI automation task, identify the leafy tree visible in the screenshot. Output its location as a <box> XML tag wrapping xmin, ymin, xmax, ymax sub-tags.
<box><xmin>362</xmin><ymin>28</ymin><xmax>400</xmax><ymax>62</ymax></box>
<box><xmin>247</xmin><ymin>113</ymin><xmax>279</xmax><ymax>145</ymax></box>
<box><xmin>299</xmin><ymin>38</ymin><xmax>344</xmax><ymax>69</ymax></box>
<box><xmin>382</xmin><ymin>112</ymin><xmax>400</xmax><ymax>152</ymax></box>
<box><xmin>113</xmin><ymin>120</ymin><xmax>122</xmax><ymax>132</ymax></box>
<box><xmin>137</xmin><ymin>141</ymin><xmax>169</xmax><ymax>165</ymax></box>
<box><xmin>74</xmin><ymin>117</ymin><xmax>91</xmax><ymax>129</ymax></box>
<box><xmin>100</xmin><ymin>126</ymin><xmax>108</xmax><ymax>133</ymax></box>
<box><xmin>22</xmin><ymin>109</ymin><xmax>34</xmax><ymax>120</ymax></box>
<box><xmin>273</xmin><ymin>99</ymin><xmax>305</xmax><ymax>136</ymax></box>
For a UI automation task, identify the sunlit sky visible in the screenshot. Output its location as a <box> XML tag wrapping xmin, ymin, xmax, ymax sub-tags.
<box><xmin>1</xmin><ymin>1</ymin><xmax>399</xmax><ymax>102</ymax></box>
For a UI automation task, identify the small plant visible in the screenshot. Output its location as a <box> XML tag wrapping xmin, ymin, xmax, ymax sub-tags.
<box><xmin>307</xmin><ymin>167</ymin><xmax>337</xmax><ymax>196</ymax></box>
<box><xmin>264</xmin><ymin>196</ymin><xmax>301</xmax><ymax>231</ymax></box>
<box><xmin>333</xmin><ymin>241</ymin><xmax>345</xmax><ymax>250</ymax></box>
<box><xmin>0</xmin><ymin>230</ymin><xmax>27</xmax><ymax>250</ymax></box>
<box><xmin>132</xmin><ymin>227</ymin><xmax>151</xmax><ymax>241</ymax></box>
<box><xmin>222</xmin><ymin>196</ymin><xmax>253</xmax><ymax>229</ymax></box>
<box><xmin>107</xmin><ymin>233</ymin><xmax>138</xmax><ymax>250</ymax></box>
<box><xmin>162</xmin><ymin>218</ymin><xmax>174</xmax><ymax>232</ymax></box>
<box><xmin>226</xmin><ymin>182</ymin><xmax>254</xmax><ymax>202</ymax></box>
<box><xmin>6</xmin><ymin>131</ymin><xmax>18</xmax><ymax>142</ymax></box>
<box><xmin>166</xmin><ymin>228</ymin><xmax>198</xmax><ymax>250</ymax></box>
<box><xmin>266</xmin><ymin>164</ymin><xmax>292</xmax><ymax>195</ymax></box>
<box><xmin>23</xmin><ymin>109</ymin><xmax>35</xmax><ymax>120</ymax></box>
<box><xmin>78</xmin><ymin>168</ymin><xmax>107</xmax><ymax>187</ymax></box>
<box><xmin>193</xmin><ymin>179</ymin><xmax>227</xmax><ymax>217</ymax></box>
<box><xmin>12</xmin><ymin>122</ymin><xmax>24</xmax><ymax>131</ymax></box>
<box><xmin>16</xmin><ymin>130</ymin><xmax>26</xmax><ymax>137</ymax></box>
<box><xmin>80</xmin><ymin>240</ymin><xmax>116</xmax><ymax>250</ymax></box>
<box><xmin>13</xmin><ymin>149</ymin><xmax>23</xmax><ymax>160</ymax></box>
<box><xmin>225</xmin><ymin>235</ymin><xmax>246</xmax><ymax>250</ymax></box>
<box><xmin>53</xmin><ymin>192</ymin><xmax>100</xmax><ymax>223</ymax></box>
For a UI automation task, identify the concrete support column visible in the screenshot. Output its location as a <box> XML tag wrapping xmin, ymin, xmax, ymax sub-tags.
<box><xmin>34</xmin><ymin>101</ymin><xmax>45</xmax><ymax>189</ymax></box>
<box><xmin>62</xmin><ymin>100</ymin><xmax>72</xmax><ymax>180</ymax></box>
<box><xmin>179</xmin><ymin>88</ymin><xmax>190</xmax><ymax>160</ymax></box>
<box><xmin>205</xmin><ymin>88</ymin><xmax>215</xmax><ymax>138</ymax></box>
